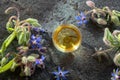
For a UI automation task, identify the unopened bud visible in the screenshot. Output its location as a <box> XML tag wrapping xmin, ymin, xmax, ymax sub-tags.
<box><xmin>1</xmin><ymin>57</ymin><xmax>7</xmax><ymax>66</ymax></box>
<box><xmin>27</xmin><ymin>56</ymin><xmax>36</xmax><ymax>62</ymax></box>
<box><xmin>22</xmin><ymin>56</ymin><xmax>27</xmax><ymax>64</ymax></box>
<box><xmin>24</xmin><ymin>66</ymin><xmax>31</xmax><ymax>76</ymax></box>
<box><xmin>114</xmin><ymin>53</ymin><xmax>120</xmax><ymax>66</ymax></box>
<box><xmin>86</xmin><ymin>0</ymin><xmax>95</xmax><ymax>8</ymax></box>
<box><xmin>97</xmin><ymin>18</ymin><xmax>107</xmax><ymax>25</ymax></box>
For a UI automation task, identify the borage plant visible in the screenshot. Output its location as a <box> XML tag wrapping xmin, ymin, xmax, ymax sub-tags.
<box><xmin>75</xmin><ymin>0</ymin><xmax>120</xmax><ymax>28</ymax></box>
<box><xmin>0</xmin><ymin>7</ymin><xmax>47</xmax><ymax>76</ymax></box>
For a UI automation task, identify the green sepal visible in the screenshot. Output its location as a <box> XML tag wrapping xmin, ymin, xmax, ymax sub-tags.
<box><xmin>18</xmin><ymin>32</ymin><xmax>24</xmax><ymax>45</ymax></box>
<box><xmin>25</xmin><ymin>31</ymin><xmax>31</xmax><ymax>45</ymax></box>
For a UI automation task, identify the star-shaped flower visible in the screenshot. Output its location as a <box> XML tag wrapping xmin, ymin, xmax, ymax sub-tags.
<box><xmin>29</xmin><ymin>34</ymin><xmax>42</xmax><ymax>49</ymax></box>
<box><xmin>52</xmin><ymin>66</ymin><xmax>69</xmax><ymax>80</ymax></box>
<box><xmin>35</xmin><ymin>55</ymin><xmax>45</xmax><ymax>68</ymax></box>
<box><xmin>75</xmin><ymin>12</ymin><xmax>88</xmax><ymax>26</ymax></box>
<box><xmin>111</xmin><ymin>68</ymin><xmax>120</xmax><ymax>80</ymax></box>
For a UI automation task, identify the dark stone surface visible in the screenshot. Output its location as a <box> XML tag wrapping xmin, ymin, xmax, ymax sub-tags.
<box><xmin>0</xmin><ymin>0</ymin><xmax>119</xmax><ymax>80</ymax></box>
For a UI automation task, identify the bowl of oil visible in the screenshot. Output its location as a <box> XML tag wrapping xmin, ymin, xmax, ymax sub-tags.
<box><xmin>52</xmin><ymin>24</ymin><xmax>82</xmax><ymax>53</ymax></box>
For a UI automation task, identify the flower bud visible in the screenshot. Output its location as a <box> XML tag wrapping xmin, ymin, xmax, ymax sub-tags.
<box><xmin>27</xmin><ymin>56</ymin><xmax>36</xmax><ymax>62</ymax></box>
<box><xmin>86</xmin><ymin>0</ymin><xmax>95</xmax><ymax>8</ymax></box>
<box><xmin>97</xmin><ymin>18</ymin><xmax>107</xmax><ymax>25</ymax></box>
<box><xmin>10</xmin><ymin>61</ymin><xmax>18</xmax><ymax>72</ymax></box>
<box><xmin>1</xmin><ymin>57</ymin><xmax>7</xmax><ymax>66</ymax></box>
<box><xmin>24</xmin><ymin>66</ymin><xmax>31</xmax><ymax>76</ymax></box>
<box><xmin>114</xmin><ymin>53</ymin><xmax>120</xmax><ymax>66</ymax></box>
<box><xmin>22</xmin><ymin>56</ymin><xmax>27</xmax><ymax>64</ymax></box>
<box><xmin>111</xmin><ymin>15</ymin><xmax>120</xmax><ymax>26</ymax></box>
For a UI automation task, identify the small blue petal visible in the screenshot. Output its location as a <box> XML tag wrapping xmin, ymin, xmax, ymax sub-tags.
<box><xmin>41</xmin><ymin>55</ymin><xmax>45</xmax><ymax>61</ymax></box>
<box><xmin>58</xmin><ymin>66</ymin><xmax>61</xmax><ymax>72</ymax></box>
<box><xmin>36</xmin><ymin>37</ymin><xmax>41</xmax><ymax>42</ymax></box>
<box><xmin>31</xmin><ymin>35</ymin><xmax>36</xmax><ymax>40</ymax></box>
<box><xmin>80</xmin><ymin>12</ymin><xmax>85</xmax><ymax>17</ymax></box>
<box><xmin>35</xmin><ymin>59</ymin><xmax>40</xmax><ymax>64</ymax></box>
<box><xmin>83</xmin><ymin>20</ymin><xmax>88</xmax><ymax>24</ymax></box>
<box><xmin>77</xmin><ymin>21</ymin><xmax>83</xmax><ymax>26</ymax></box>
<box><xmin>52</xmin><ymin>72</ymin><xmax>59</xmax><ymax>75</ymax></box>
<box><xmin>62</xmin><ymin>71</ymin><xmax>69</xmax><ymax>75</ymax></box>
<box><xmin>75</xmin><ymin>16</ymin><xmax>81</xmax><ymax>21</ymax></box>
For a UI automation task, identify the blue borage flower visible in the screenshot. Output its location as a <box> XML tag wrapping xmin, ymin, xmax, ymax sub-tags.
<box><xmin>52</xmin><ymin>66</ymin><xmax>69</xmax><ymax>80</ymax></box>
<box><xmin>29</xmin><ymin>34</ymin><xmax>42</xmax><ymax>49</ymax></box>
<box><xmin>35</xmin><ymin>55</ymin><xmax>45</xmax><ymax>65</ymax></box>
<box><xmin>35</xmin><ymin>55</ymin><xmax>45</xmax><ymax>68</ymax></box>
<box><xmin>111</xmin><ymin>68</ymin><xmax>120</xmax><ymax>80</ymax></box>
<box><xmin>75</xmin><ymin>12</ymin><xmax>88</xmax><ymax>26</ymax></box>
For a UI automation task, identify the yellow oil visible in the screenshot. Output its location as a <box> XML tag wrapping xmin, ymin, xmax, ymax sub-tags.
<box><xmin>52</xmin><ymin>24</ymin><xmax>82</xmax><ymax>53</ymax></box>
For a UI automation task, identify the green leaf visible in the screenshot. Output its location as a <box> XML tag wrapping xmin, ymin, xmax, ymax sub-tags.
<box><xmin>0</xmin><ymin>58</ymin><xmax>14</xmax><ymax>74</ymax></box>
<box><xmin>0</xmin><ymin>32</ymin><xmax>16</xmax><ymax>54</ymax></box>
<box><xmin>25</xmin><ymin>18</ymin><xmax>41</xmax><ymax>27</ymax></box>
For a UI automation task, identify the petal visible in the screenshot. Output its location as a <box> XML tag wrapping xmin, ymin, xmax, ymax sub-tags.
<box><xmin>58</xmin><ymin>66</ymin><xmax>61</xmax><ymax>72</ymax></box>
<box><xmin>41</xmin><ymin>55</ymin><xmax>45</xmax><ymax>61</ymax></box>
<box><xmin>31</xmin><ymin>35</ymin><xmax>36</xmax><ymax>40</ymax></box>
<box><xmin>111</xmin><ymin>73</ymin><xmax>115</xmax><ymax>77</ymax></box>
<box><xmin>77</xmin><ymin>21</ymin><xmax>83</xmax><ymax>26</ymax></box>
<box><xmin>80</xmin><ymin>12</ymin><xmax>85</xmax><ymax>17</ymax></box>
<box><xmin>52</xmin><ymin>72</ymin><xmax>59</xmax><ymax>75</ymax></box>
<box><xmin>83</xmin><ymin>20</ymin><xmax>88</xmax><ymax>24</ymax></box>
<box><xmin>75</xmin><ymin>16</ymin><xmax>81</xmax><ymax>21</ymax></box>
<box><xmin>36</xmin><ymin>37</ymin><xmax>41</xmax><ymax>42</ymax></box>
<box><xmin>116</xmin><ymin>68</ymin><xmax>119</xmax><ymax>74</ymax></box>
<box><xmin>62</xmin><ymin>71</ymin><xmax>69</xmax><ymax>75</ymax></box>
<box><xmin>35</xmin><ymin>59</ymin><xmax>40</xmax><ymax>64</ymax></box>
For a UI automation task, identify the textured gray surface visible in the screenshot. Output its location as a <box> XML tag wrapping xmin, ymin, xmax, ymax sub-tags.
<box><xmin>0</xmin><ymin>0</ymin><xmax>119</xmax><ymax>80</ymax></box>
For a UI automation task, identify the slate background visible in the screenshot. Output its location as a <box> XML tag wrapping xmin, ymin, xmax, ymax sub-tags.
<box><xmin>0</xmin><ymin>0</ymin><xmax>119</xmax><ymax>80</ymax></box>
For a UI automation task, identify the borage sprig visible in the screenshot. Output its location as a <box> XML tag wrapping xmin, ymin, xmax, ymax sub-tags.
<box><xmin>0</xmin><ymin>7</ymin><xmax>41</xmax><ymax>75</ymax></box>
